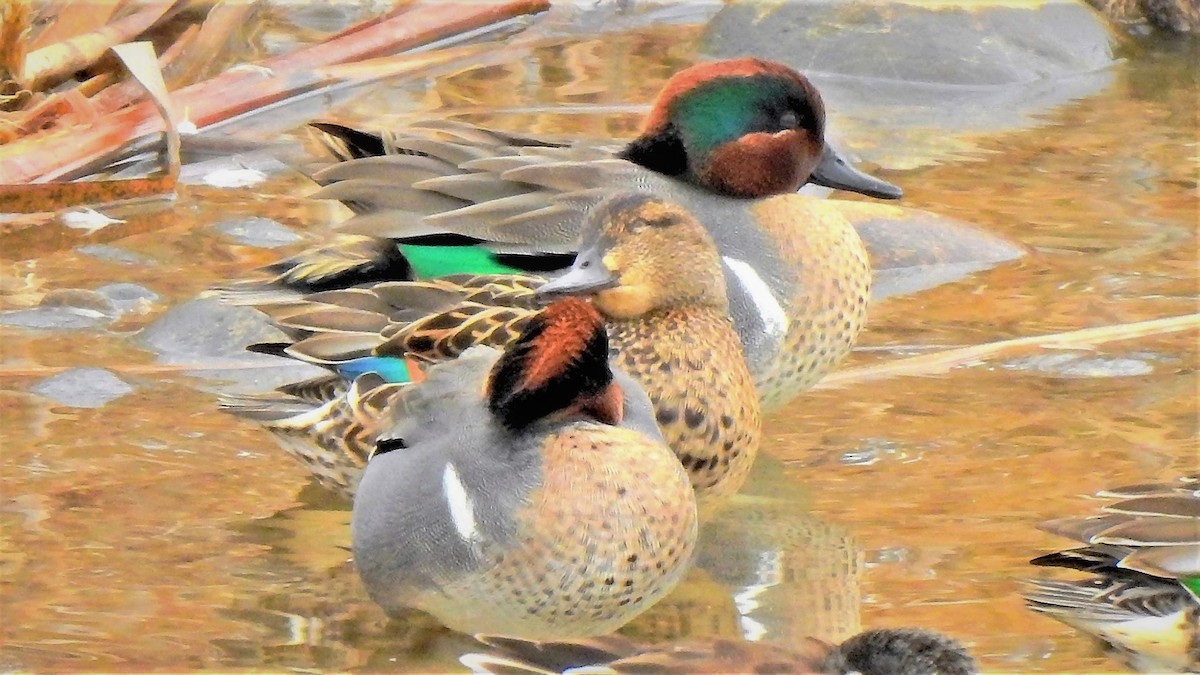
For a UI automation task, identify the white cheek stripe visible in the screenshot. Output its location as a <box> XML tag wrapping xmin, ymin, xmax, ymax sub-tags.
<box><xmin>722</xmin><ymin>256</ymin><xmax>788</xmax><ymax>338</ymax></box>
<box><xmin>442</xmin><ymin>463</ymin><xmax>480</xmax><ymax>543</ymax></box>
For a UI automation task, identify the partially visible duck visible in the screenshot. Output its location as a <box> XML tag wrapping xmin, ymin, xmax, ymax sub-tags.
<box><xmin>1025</xmin><ymin>474</ymin><xmax>1200</xmax><ymax>673</ymax></box>
<box><xmin>459</xmin><ymin>627</ymin><xmax>979</xmax><ymax>674</ymax></box>
<box><xmin>1086</xmin><ymin>0</ymin><xmax>1199</xmax><ymax>33</ymax></box>
<box><xmin>233</xmin><ymin>192</ymin><xmax>762</xmax><ymax>511</ymax></box>
<box><xmin>224</xmin><ymin>57</ymin><xmax>880</xmax><ymax>411</ymax></box>
<box><xmin>226</xmin><ymin>298</ymin><xmax>698</xmax><ymax>638</ymax></box>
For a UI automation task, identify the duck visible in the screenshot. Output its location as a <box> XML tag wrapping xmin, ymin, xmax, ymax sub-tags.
<box><xmin>1086</xmin><ymin>0</ymin><xmax>1199</xmax><ymax>33</ymax></box>
<box><xmin>224</xmin><ymin>57</ymin><xmax>881</xmax><ymax>412</ymax></box>
<box><xmin>226</xmin><ymin>297</ymin><xmax>699</xmax><ymax>638</ymax></box>
<box><xmin>459</xmin><ymin>627</ymin><xmax>979</xmax><ymax>674</ymax></box>
<box><xmin>235</xmin><ymin>192</ymin><xmax>761</xmax><ymax>512</ymax></box>
<box><xmin>1025</xmin><ymin>474</ymin><xmax>1199</xmax><ymax>673</ymax></box>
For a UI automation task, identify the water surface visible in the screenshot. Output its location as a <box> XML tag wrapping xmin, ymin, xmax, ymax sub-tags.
<box><xmin>1</xmin><ymin>4</ymin><xmax>1196</xmax><ymax>672</ymax></box>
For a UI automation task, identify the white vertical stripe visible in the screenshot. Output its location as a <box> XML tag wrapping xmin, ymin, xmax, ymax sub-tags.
<box><xmin>722</xmin><ymin>256</ymin><xmax>788</xmax><ymax>338</ymax></box>
<box><xmin>442</xmin><ymin>463</ymin><xmax>480</xmax><ymax>542</ymax></box>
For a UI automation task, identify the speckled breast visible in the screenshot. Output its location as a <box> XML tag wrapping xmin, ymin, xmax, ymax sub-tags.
<box><xmin>607</xmin><ymin>308</ymin><xmax>762</xmax><ymax>513</ymax></box>
<box><xmin>710</xmin><ymin>195</ymin><xmax>871</xmax><ymax>412</ymax></box>
<box><xmin>401</xmin><ymin>424</ymin><xmax>698</xmax><ymax>639</ymax></box>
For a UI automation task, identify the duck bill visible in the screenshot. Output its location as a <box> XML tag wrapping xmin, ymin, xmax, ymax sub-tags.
<box><xmin>809</xmin><ymin>143</ymin><xmax>903</xmax><ymax>200</ymax></box>
<box><xmin>535</xmin><ymin>261</ymin><xmax>618</xmax><ymax>299</ymax></box>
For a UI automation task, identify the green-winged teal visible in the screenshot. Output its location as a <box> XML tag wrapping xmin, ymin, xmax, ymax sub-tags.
<box><xmin>1026</xmin><ymin>474</ymin><xmax>1199</xmax><ymax>673</ymax></box>
<box><xmin>1087</xmin><ymin>0</ymin><xmax>1199</xmax><ymax>33</ymax></box>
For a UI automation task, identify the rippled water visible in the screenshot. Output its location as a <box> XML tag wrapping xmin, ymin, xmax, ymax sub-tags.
<box><xmin>1</xmin><ymin>4</ymin><xmax>1196</xmax><ymax>672</ymax></box>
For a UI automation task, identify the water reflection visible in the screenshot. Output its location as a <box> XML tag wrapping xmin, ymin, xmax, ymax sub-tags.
<box><xmin>0</xmin><ymin>3</ymin><xmax>1196</xmax><ymax>672</ymax></box>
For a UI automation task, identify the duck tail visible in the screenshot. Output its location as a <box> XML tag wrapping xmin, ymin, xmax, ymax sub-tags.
<box><xmin>309</xmin><ymin>122</ymin><xmax>388</xmax><ymax>161</ymax></box>
<box><xmin>219</xmin><ymin>373</ymin><xmax>403</xmax><ymax>498</ymax></box>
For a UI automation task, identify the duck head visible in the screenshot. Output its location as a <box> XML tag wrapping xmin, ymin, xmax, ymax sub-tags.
<box><xmin>487</xmin><ymin>297</ymin><xmax>623</xmax><ymax>431</ymax></box>
<box><xmin>536</xmin><ymin>192</ymin><xmax>727</xmax><ymax>320</ymax></box>
<box><xmin>619</xmin><ymin>57</ymin><xmax>901</xmax><ymax>200</ymax></box>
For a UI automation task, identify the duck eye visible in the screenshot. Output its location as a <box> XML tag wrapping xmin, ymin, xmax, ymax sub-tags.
<box><xmin>778</xmin><ymin>110</ymin><xmax>799</xmax><ymax>129</ymax></box>
<box><xmin>580</xmin><ymin>259</ymin><xmax>591</xmax><ymax>268</ymax></box>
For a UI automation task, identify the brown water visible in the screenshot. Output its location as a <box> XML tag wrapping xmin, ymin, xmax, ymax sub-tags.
<box><xmin>1</xmin><ymin>8</ymin><xmax>1198</xmax><ymax>673</ymax></box>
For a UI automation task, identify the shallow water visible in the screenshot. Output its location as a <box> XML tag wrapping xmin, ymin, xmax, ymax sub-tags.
<box><xmin>1</xmin><ymin>4</ymin><xmax>1197</xmax><ymax>672</ymax></box>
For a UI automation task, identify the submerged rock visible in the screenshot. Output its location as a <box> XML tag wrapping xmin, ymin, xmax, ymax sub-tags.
<box><xmin>77</xmin><ymin>244</ymin><xmax>156</xmax><ymax>265</ymax></box>
<box><xmin>138</xmin><ymin>296</ymin><xmax>323</xmax><ymax>392</ymax></box>
<box><xmin>1003</xmin><ymin>352</ymin><xmax>1158</xmax><ymax>377</ymax></box>
<box><xmin>177</xmin><ymin>153</ymin><xmax>294</xmax><ymax>187</ymax></box>
<box><xmin>30</xmin><ymin>368</ymin><xmax>134</xmax><ymax>408</ymax></box>
<box><xmin>38</xmin><ymin>289</ymin><xmax>116</xmax><ymax>315</ymax></box>
<box><xmin>0</xmin><ymin>289</ymin><xmax>117</xmax><ymax>330</ymax></box>
<box><xmin>0</xmin><ymin>284</ymin><xmax>162</xmax><ymax>330</ymax></box>
<box><xmin>213</xmin><ymin>217</ymin><xmax>303</xmax><ymax>248</ymax></box>
<box><xmin>139</xmin><ymin>297</ymin><xmax>282</xmax><ymax>361</ymax></box>
<box><xmin>0</xmin><ymin>308</ymin><xmax>109</xmax><ymax>330</ymax></box>
<box><xmin>835</xmin><ymin>201</ymin><xmax>1028</xmax><ymax>299</ymax></box>
<box><xmin>96</xmin><ymin>283</ymin><xmax>160</xmax><ymax>315</ymax></box>
<box><xmin>702</xmin><ymin>0</ymin><xmax>1118</xmax><ymax>168</ymax></box>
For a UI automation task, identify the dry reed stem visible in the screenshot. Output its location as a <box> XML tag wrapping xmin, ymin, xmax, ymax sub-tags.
<box><xmin>815</xmin><ymin>313</ymin><xmax>1200</xmax><ymax>389</ymax></box>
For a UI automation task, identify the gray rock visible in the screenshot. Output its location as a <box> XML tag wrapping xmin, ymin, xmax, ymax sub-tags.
<box><xmin>0</xmin><ymin>285</ymin><xmax>165</xmax><ymax>329</ymax></box>
<box><xmin>139</xmin><ymin>297</ymin><xmax>284</xmax><ymax>360</ymax></box>
<box><xmin>540</xmin><ymin>0</ymin><xmax>723</xmax><ymax>35</ymax></box>
<box><xmin>700</xmin><ymin>1</ymin><xmax>1117</xmax><ymax>168</ymax></box>
<box><xmin>0</xmin><ymin>307</ymin><xmax>110</xmax><ymax>330</ymax></box>
<box><xmin>0</xmin><ymin>289</ymin><xmax>119</xmax><ymax>330</ymax></box>
<box><xmin>704</xmin><ymin>1</ymin><xmax>1114</xmax><ymax>86</ymax></box>
<box><xmin>873</xmin><ymin>262</ymin><xmax>1007</xmax><ymax>301</ymax></box>
<box><xmin>850</xmin><ymin>207</ymin><xmax>1028</xmax><ymax>298</ymax></box>
<box><xmin>213</xmin><ymin>217</ymin><xmax>303</xmax><ymax>248</ymax></box>
<box><xmin>96</xmin><ymin>283</ymin><xmax>160</xmax><ymax>315</ymax></box>
<box><xmin>30</xmin><ymin>368</ymin><xmax>134</xmax><ymax>408</ymax></box>
<box><xmin>38</xmin><ymin>289</ymin><xmax>117</xmax><ymax>315</ymax></box>
<box><xmin>138</xmin><ymin>296</ymin><xmax>324</xmax><ymax>392</ymax></box>
<box><xmin>177</xmin><ymin>153</ymin><xmax>293</xmax><ymax>186</ymax></box>
<box><xmin>1003</xmin><ymin>353</ymin><xmax>1157</xmax><ymax>378</ymax></box>
<box><xmin>77</xmin><ymin>244</ymin><xmax>155</xmax><ymax>265</ymax></box>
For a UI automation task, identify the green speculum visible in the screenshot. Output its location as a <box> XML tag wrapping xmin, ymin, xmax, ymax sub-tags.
<box><xmin>1182</xmin><ymin>575</ymin><xmax>1200</xmax><ymax>601</ymax></box>
<box><xmin>400</xmin><ymin>243</ymin><xmax>522</xmax><ymax>279</ymax></box>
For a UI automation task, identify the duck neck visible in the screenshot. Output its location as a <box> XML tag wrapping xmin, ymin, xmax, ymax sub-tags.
<box><xmin>606</xmin><ymin>305</ymin><xmax>741</xmax><ymax>360</ymax></box>
<box><xmin>605</xmin><ymin>304</ymin><xmax>760</xmax><ymax>515</ymax></box>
